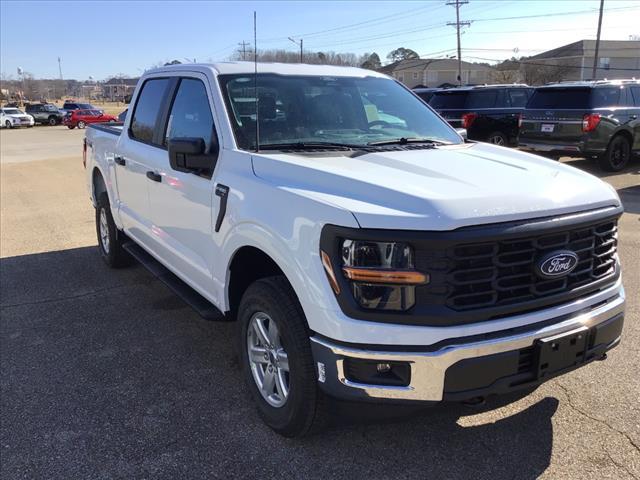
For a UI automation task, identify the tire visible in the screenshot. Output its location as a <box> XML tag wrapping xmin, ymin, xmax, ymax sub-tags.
<box><xmin>77</xmin><ymin>120</ymin><xmax>86</xmax><ymax>129</ymax></box>
<box><xmin>96</xmin><ymin>193</ymin><xmax>132</xmax><ymax>268</ymax></box>
<box><xmin>238</xmin><ymin>276</ymin><xmax>323</xmax><ymax>437</ymax></box>
<box><xmin>487</xmin><ymin>131</ymin><xmax>508</xmax><ymax>146</ymax></box>
<box><xmin>598</xmin><ymin>135</ymin><xmax>631</xmax><ymax>172</ymax></box>
<box><xmin>5</xmin><ymin>120</ymin><xmax>12</xmax><ymax>129</ymax></box>
<box><xmin>67</xmin><ymin>125</ymin><xmax>75</xmax><ymax>130</ymax></box>
<box><xmin>48</xmin><ymin>116</ymin><xmax>57</xmax><ymax>126</ymax></box>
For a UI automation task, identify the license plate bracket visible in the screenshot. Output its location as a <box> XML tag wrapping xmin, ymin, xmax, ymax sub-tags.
<box><xmin>535</xmin><ymin>327</ymin><xmax>588</xmax><ymax>379</ymax></box>
<box><xmin>541</xmin><ymin>123</ymin><xmax>555</xmax><ymax>133</ymax></box>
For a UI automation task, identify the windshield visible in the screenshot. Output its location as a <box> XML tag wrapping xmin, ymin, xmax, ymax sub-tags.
<box><xmin>44</xmin><ymin>105</ymin><xmax>58</xmax><ymax>111</ymax></box>
<box><xmin>79</xmin><ymin>103</ymin><xmax>95</xmax><ymax>109</ymax></box>
<box><xmin>3</xmin><ymin>108</ymin><xmax>22</xmax><ymax>115</ymax></box>
<box><xmin>219</xmin><ymin>74</ymin><xmax>460</xmax><ymax>150</ymax></box>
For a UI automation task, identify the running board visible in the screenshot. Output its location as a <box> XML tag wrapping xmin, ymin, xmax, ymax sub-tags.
<box><xmin>122</xmin><ymin>242</ymin><xmax>227</xmax><ymax>321</ymax></box>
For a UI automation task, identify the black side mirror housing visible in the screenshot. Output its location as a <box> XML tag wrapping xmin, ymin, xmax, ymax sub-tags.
<box><xmin>168</xmin><ymin>137</ymin><xmax>218</xmax><ymax>173</ymax></box>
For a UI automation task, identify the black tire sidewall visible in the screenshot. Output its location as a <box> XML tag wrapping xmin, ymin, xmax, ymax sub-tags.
<box><xmin>601</xmin><ymin>135</ymin><xmax>631</xmax><ymax>172</ymax></box>
<box><xmin>487</xmin><ymin>131</ymin><xmax>508</xmax><ymax>146</ymax></box>
<box><xmin>238</xmin><ymin>278</ymin><xmax>318</xmax><ymax>437</ymax></box>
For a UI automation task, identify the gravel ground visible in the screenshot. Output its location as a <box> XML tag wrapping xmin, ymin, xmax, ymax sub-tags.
<box><xmin>1</xmin><ymin>127</ymin><xmax>638</xmax><ymax>479</ymax></box>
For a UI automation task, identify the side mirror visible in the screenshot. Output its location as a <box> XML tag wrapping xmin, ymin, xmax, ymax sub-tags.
<box><xmin>169</xmin><ymin>137</ymin><xmax>217</xmax><ymax>173</ymax></box>
<box><xmin>456</xmin><ymin>128</ymin><xmax>468</xmax><ymax>141</ymax></box>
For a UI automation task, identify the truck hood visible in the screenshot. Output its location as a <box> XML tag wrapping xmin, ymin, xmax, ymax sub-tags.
<box><xmin>251</xmin><ymin>142</ymin><xmax>621</xmax><ymax>230</ymax></box>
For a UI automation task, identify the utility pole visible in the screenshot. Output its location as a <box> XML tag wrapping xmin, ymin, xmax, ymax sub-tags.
<box><xmin>288</xmin><ymin>37</ymin><xmax>303</xmax><ymax>63</ymax></box>
<box><xmin>591</xmin><ymin>0</ymin><xmax>605</xmax><ymax>80</ymax></box>
<box><xmin>446</xmin><ymin>0</ymin><xmax>470</xmax><ymax>86</ymax></box>
<box><xmin>58</xmin><ymin>57</ymin><xmax>63</xmax><ymax>80</ymax></box>
<box><xmin>238</xmin><ymin>41</ymin><xmax>250</xmax><ymax>60</ymax></box>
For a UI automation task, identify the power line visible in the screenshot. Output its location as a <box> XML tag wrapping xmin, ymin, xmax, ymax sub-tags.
<box><xmin>472</xmin><ymin>5</ymin><xmax>637</xmax><ymax>22</ymax></box>
<box><xmin>464</xmin><ymin>55</ymin><xmax>640</xmax><ymax>71</ymax></box>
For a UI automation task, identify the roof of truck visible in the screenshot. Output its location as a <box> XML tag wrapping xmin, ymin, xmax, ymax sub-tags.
<box><xmin>147</xmin><ymin>61</ymin><xmax>388</xmax><ymax>78</ymax></box>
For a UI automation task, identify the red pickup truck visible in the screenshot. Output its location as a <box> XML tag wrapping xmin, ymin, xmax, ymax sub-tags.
<box><xmin>64</xmin><ymin>109</ymin><xmax>118</xmax><ymax>129</ymax></box>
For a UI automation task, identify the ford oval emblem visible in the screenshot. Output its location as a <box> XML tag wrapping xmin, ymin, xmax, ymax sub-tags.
<box><xmin>536</xmin><ymin>250</ymin><xmax>579</xmax><ymax>278</ymax></box>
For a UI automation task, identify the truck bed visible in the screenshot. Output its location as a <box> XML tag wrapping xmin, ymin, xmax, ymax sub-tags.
<box><xmin>88</xmin><ymin>123</ymin><xmax>124</xmax><ymax>135</ymax></box>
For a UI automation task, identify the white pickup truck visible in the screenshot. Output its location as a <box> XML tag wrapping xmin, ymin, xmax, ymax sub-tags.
<box><xmin>84</xmin><ymin>63</ymin><xmax>625</xmax><ymax>437</ymax></box>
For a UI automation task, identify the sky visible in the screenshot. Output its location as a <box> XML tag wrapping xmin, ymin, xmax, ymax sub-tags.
<box><xmin>1</xmin><ymin>0</ymin><xmax>639</xmax><ymax>80</ymax></box>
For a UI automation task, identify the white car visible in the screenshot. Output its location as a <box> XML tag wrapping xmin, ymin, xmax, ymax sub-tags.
<box><xmin>84</xmin><ymin>63</ymin><xmax>625</xmax><ymax>437</ymax></box>
<box><xmin>1</xmin><ymin>108</ymin><xmax>35</xmax><ymax>128</ymax></box>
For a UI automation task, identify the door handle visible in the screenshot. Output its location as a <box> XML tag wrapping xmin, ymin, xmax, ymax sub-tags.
<box><xmin>146</xmin><ymin>171</ymin><xmax>162</xmax><ymax>182</ymax></box>
<box><xmin>114</xmin><ymin>155</ymin><xmax>126</xmax><ymax>166</ymax></box>
<box><xmin>214</xmin><ymin>184</ymin><xmax>229</xmax><ymax>232</ymax></box>
<box><xmin>630</xmin><ymin>115</ymin><xmax>638</xmax><ymax>120</ymax></box>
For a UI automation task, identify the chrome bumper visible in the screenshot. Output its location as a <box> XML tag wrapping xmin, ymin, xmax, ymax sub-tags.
<box><xmin>311</xmin><ymin>285</ymin><xmax>625</xmax><ymax>402</ymax></box>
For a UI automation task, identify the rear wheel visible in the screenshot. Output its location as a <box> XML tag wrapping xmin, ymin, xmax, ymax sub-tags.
<box><xmin>96</xmin><ymin>193</ymin><xmax>131</xmax><ymax>268</ymax></box>
<box><xmin>238</xmin><ymin>276</ymin><xmax>323</xmax><ymax>437</ymax></box>
<box><xmin>598</xmin><ymin>135</ymin><xmax>631</xmax><ymax>172</ymax></box>
<box><xmin>487</xmin><ymin>131</ymin><xmax>508</xmax><ymax>146</ymax></box>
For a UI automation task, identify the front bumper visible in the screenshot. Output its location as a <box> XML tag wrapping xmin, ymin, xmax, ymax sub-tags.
<box><xmin>311</xmin><ymin>286</ymin><xmax>625</xmax><ymax>403</ymax></box>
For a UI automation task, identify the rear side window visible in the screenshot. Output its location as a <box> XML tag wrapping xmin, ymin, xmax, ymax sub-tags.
<box><xmin>508</xmin><ymin>89</ymin><xmax>530</xmax><ymax>107</ymax></box>
<box><xmin>130</xmin><ymin>78</ymin><xmax>170</xmax><ymax>144</ymax></box>
<box><xmin>164</xmin><ymin>78</ymin><xmax>215</xmax><ymax>150</ymax></box>
<box><xmin>590</xmin><ymin>87</ymin><xmax>621</xmax><ymax>108</ymax></box>
<box><xmin>527</xmin><ymin>88</ymin><xmax>591</xmax><ymax>109</ymax></box>
<box><xmin>630</xmin><ymin>86</ymin><xmax>640</xmax><ymax>106</ymax></box>
<box><xmin>416</xmin><ymin>92</ymin><xmax>434</xmax><ymax>103</ymax></box>
<box><xmin>465</xmin><ymin>90</ymin><xmax>497</xmax><ymax>108</ymax></box>
<box><xmin>430</xmin><ymin>92</ymin><xmax>467</xmax><ymax>109</ymax></box>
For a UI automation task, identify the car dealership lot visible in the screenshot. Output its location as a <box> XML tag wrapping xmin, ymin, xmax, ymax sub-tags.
<box><xmin>1</xmin><ymin>128</ymin><xmax>638</xmax><ymax>479</ymax></box>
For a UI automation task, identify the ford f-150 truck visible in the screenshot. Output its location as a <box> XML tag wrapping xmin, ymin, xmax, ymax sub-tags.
<box><xmin>84</xmin><ymin>63</ymin><xmax>625</xmax><ymax>437</ymax></box>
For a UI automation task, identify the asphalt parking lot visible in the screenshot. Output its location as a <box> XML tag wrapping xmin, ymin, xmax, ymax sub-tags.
<box><xmin>1</xmin><ymin>126</ymin><xmax>639</xmax><ymax>479</ymax></box>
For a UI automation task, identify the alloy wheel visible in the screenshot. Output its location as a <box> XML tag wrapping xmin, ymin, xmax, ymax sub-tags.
<box><xmin>247</xmin><ymin>311</ymin><xmax>290</xmax><ymax>408</ymax></box>
<box><xmin>99</xmin><ymin>208</ymin><xmax>110</xmax><ymax>254</ymax></box>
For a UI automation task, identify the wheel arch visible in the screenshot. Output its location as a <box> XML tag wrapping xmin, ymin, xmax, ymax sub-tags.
<box><xmin>226</xmin><ymin>245</ymin><xmax>293</xmax><ymax>319</ymax></box>
<box><xmin>610</xmin><ymin>128</ymin><xmax>633</xmax><ymax>147</ymax></box>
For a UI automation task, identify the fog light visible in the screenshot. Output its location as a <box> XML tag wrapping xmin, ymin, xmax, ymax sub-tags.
<box><xmin>376</xmin><ymin>362</ymin><xmax>391</xmax><ymax>373</ymax></box>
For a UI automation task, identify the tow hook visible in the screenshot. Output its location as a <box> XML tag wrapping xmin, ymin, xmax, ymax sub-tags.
<box><xmin>462</xmin><ymin>396</ymin><xmax>486</xmax><ymax>407</ymax></box>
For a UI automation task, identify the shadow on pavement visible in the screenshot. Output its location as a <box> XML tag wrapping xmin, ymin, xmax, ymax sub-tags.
<box><xmin>617</xmin><ymin>185</ymin><xmax>640</xmax><ymax>215</ymax></box>
<box><xmin>561</xmin><ymin>157</ymin><xmax>640</xmax><ymax>179</ymax></box>
<box><xmin>1</xmin><ymin>246</ymin><xmax>557</xmax><ymax>479</ymax></box>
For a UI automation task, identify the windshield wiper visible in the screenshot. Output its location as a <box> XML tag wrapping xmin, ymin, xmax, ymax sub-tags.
<box><xmin>367</xmin><ymin>137</ymin><xmax>448</xmax><ymax>146</ymax></box>
<box><xmin>258</xmin><ymin>141</ymin><xmax>362</xmax><ymax>150</ymax></box>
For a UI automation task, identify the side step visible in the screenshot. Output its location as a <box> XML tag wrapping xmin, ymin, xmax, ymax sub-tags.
<box><xmin>122</xmin><ymin>242</ymin><xmax>227</xmax><ymax>321</ymax></box>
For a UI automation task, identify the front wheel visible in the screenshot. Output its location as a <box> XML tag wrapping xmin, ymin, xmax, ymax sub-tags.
<box><xmin>77</xmin><ymin>120</ymin><xmax>86</xmax><ymax>129</ymax></box>
<box><xmin>48</xmin><ymin>116</ymin><xmax>57</xmax><ymax>126</ymax></box>
<box><xmin>96</xmin><ymin>193</ymin><xmax>132</xmax><ymax>268</ymax></box>
<box><xmin>5</xmin><ymin>120</ymin><xmax>12</xmax><ymax>129</ymax></box>
<box><xmin>598</xmin><ymin>135</ymin><xmax>631</xmax><ymax>172</ymax></box>
<box><xmin>238</xmin><ymin>276</ymin><xmax>323</xmax><ymax>437</ymax></box>
<box><xmin>67</xmin><ymin>125</ymin><xmax>75</xmax><ymax>129</ymax></box>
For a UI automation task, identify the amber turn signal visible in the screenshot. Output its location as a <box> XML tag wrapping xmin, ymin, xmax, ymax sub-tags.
<box><xmin>321</xmin><ymin>250</ymin><xmax>341</xmax><ymax>294</ymax></box>
<box><xmin>342</xmin><ymin>267</ymin><xmax>429</xmax><ymax>285</ymax></box>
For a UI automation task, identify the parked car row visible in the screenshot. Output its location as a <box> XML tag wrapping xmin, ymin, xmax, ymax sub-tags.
<box><xmin>1</xmin><ymin>100</ymin><xmax>121</xmax><ymax>130</ymax></box>
<box><xmin>416</xmin><ymin>79</ymin><xmax>640</xmax><ymax>171</ymax></box>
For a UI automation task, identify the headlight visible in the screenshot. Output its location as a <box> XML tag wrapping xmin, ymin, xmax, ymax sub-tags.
<box><xmin>338</xmin><ymin>240</ymin><xmax>428</xmax><ymax>311</ymax></box>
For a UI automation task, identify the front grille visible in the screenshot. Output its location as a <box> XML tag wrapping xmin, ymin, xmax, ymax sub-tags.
<box><xmin>441</xmin><ymin>220</ymin><xmax>617</xmax><ymax>311</ymax></box>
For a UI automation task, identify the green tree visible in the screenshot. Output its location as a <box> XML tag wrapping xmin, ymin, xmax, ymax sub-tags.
<box><xmin>386</xmin><ymin>48</ymin><xmax>419</xmax><ymax>62</ymax></box>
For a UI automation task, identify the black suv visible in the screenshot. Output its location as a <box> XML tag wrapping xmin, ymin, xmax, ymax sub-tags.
<box><xmin>428</xmin><ymin>85</ymin><xmax>533</xmax><ymax>146</ymax></box>
<box><xmin>519</xmin><ymin>80</ymin><xmax>640</xmax><ymax>171</ymax></box>
<box><xmin>25</xmin><ymin>103</ymin><xmax>63</xmax><ymax>126</ymax></box>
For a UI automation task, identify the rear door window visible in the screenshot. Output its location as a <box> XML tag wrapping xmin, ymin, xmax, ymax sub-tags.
<box><xmin>130</xmin><ymin>78</ymin><xmax>170</xmax><ymax>144</ymax></box>
<box><xmin>508</xmin><ymin>89</ymin><xmax>530</xmax><ymax>108</ymax></box>
<box><xmin>590</xmin><ymin>87</ymin><xmax>621</xmax><ymax>108</ymax></box>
